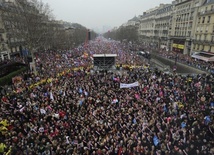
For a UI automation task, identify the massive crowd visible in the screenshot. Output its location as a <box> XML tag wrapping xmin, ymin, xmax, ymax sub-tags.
<box><xmin>0</xmin><ymin>38</ymin><xmax>214</xmax><ymax>155</ymax></box>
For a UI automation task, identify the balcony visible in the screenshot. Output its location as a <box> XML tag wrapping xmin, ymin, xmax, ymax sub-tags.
<box><xmin>168</xmin><ymin>35</ymin><xmax>187</xmax><ymax>39</ymax></box>
<box><xmin>198</xmin><ymin>9</ymin><xmax>214</xmax><ymax>16</ymax></box>
<box><xmin>193</xmin><ymin>39</ymin><xmax>214</xmax><ymax>45</ymax></box>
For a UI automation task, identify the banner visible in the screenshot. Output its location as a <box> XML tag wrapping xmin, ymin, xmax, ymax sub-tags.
<box><xmin>172</xmin><ymin>44</ymin><xmax>178</xmax><ymax>48</ymax></box>
<box><xmin>120</xmin><ymin>81</ymin><xmax>139</xmax><ymax>88</ymax></box>
<box><xmin>173</xmin><ymin>44</ymin><xmax>184</xmax><ymax>49</ymax></box>
<box><xmin>178</xmin><ymin>44</ymin><xmax>184</xmax><ymax>49</ymax></box>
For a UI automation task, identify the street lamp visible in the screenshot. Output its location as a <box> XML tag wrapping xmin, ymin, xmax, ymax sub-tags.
<box><xmin>173</xmin><ymin>54</ymin><xmax>178</xmax><ymax>72</ymax></box>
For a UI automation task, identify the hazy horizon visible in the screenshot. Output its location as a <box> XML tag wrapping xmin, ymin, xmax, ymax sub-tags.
<box><xmin>41</xmin><ymin>0</ymin><xmax>173</xmax><ymax>33</ymax></box>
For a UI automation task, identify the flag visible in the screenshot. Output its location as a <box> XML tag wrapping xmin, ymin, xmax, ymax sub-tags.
<box><xmin>133</xmin><ymin>118</ymin><xmax>137</xmax><ymax>124</ymax></box>
<box><xmin>181</xmin><ymin>122</ymin><xmax>186</xmax><ymax>128</ymax></box>
<box><xmin>153</xmin><ymin>135</ymin><xmax>159</xmax><ymax>146</ymax></box>
<box><xmin>50</xmin><ymin>91</ymin><xmax>54</xmax><ymax>100</ymax></box>
<box><xmin>113</xmin><ymin>77</ymin><xmax>120</xmax><ymax>82</ymax></box>
<box><xmin>112</xmin><ymin>98</ymin><xmax>118</xmax><ymax>104</ymax></box>
<box><xmin>211</xmin><ymin>102</ymin><xmax>214</xmax><ymax>108</ymax></box>
<box><xmin>135</xmin><ymin>94</ymin><xmax>140</xmax><ymax>100</ymax></box>
<box><xmin>204</xmin><ymin>116</ymin><xmax>211</xmax><ymax>125</ymax></box>
<box><xmin>163</xmin><ymin>105</ymin><xmax>168</xmax><ymax>112</ymax></box>
<box><xmin>79</xmin><ymin>88</ymin><xmax>83</xmax><ymax>94</ymax></box>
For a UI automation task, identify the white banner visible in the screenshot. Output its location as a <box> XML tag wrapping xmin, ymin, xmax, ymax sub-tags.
<box><xmin>120</xmin><ymin>81</ymin><xmax>139</xmax><ymax>88</ymax></box>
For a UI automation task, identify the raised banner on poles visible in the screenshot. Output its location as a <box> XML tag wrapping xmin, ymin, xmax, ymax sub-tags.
<box><xmin>120</xmin><ymin>81</ymin><xmax>139</xmax><ymax>88</ymax></box>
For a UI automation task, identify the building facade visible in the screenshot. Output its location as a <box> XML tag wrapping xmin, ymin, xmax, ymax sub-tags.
<box><xmin>138</xmin><ymin>0</ymin><xmax>214</xmax><ymax>56</ymax></box>
<box><xmin>139</xmin><ymin>3</ymin><xmax>174</xmax><ymax>49</ymax></box>
<box><xmin>192</xmin><ymin>0</ymin><xmax>214</xmax><ymax>54</ymax></box>
<box><xmin>0</xmin><ymin>0</ymin><xmax>14</xmax><ymax>60</ymax></box>
<box><xmin>139</xmin><ymin>7</ymin><xmax>158</xmax><ymax>47</ymax></box>
<box><xmin>122</xmin><ymin>16</ymin><xmax>140</xmax><ymax>27</ymax></box>
<box><xmin>169</xmin><ymin>0</ymin><xmax>203</xmax><ymax>55</ymax></box>
<box><xmin>155</xmin><ymin>4</ymin><xmax>174</xmax><ymax>50</ymax></box>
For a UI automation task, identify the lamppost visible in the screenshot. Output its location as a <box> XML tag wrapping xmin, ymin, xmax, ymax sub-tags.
<box><xmin>29</xmin><ymin>48</ymin><xmax>37</xmax><ymax>74</ymax></box>
<box><xmin>173</xmin><ymin>54</ymin><xmax>178</xmax><ymax>72</ymax></box>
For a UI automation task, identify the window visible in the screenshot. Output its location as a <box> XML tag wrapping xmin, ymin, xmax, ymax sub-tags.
<box><xmin>202</xmin><ymin>45</ymin><xmax>204</xmax><ymax>51</ymax></box>
<box><xmin>202</xmin><ymin>17</ymin><xmax>205</xmax><ymax>23</ymax></box>
<box><xmin>204</xmin><ymin>34</ymin><xmax>207</xmax><ymax>41</ymax></box>
<box><xmin>197</xmin><ymin>45</ymin><xmax>199</xmax><ymax>50</ymax></box>
<box><xmin>208</xmin><ymin>16</ymin><xmax>211</xmax><ymax>23</ymax></box>
<box><xmin>201</xmin><ymin>26</ymin><xmax>203</xmax><ymax>32</ymax></box>
<box><xmin>206</xmin><ymin>26</ymin><xmax>209</xmax><ymax>32</ymax></box>
<box><xmin>198</xmin><ymin>17</ymin><xmax>201</xmax><ymax>23</ymax></box>
<box><xmin>212</xmin><ymin>36</ymin><xmax>214</xmax><ymax>41</ymax></box>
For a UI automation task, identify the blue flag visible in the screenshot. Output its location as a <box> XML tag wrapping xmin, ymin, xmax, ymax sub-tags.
<box><xmin>204</xmin><ymin>116</ymin><xmax>211</xmax><ymax>125</ymax></box>
<box><xmin>211</xmin><ymin>102</ymin><xmax>214</xmax><ymax>108</ymax></box>
<box><xmin>164</xmin><ymin>105</ymin><xmax>168</xmax><ymax>112</ymax></box>
<box><xmin>153</xmin><ymin>135</ymin><xmax>159</xmax><ymax>146</ymax></box>
<box><xmin>133</xmin><ymin>118</ymin><xmax>137</xmax><ymax>124</ymax></box>
<box><xmin>79</xmin><ymin>88</ymin><xmax>83</xmax><ymax>94</ymax></box>
<box><xmin>79</xmin><ymin>100</ymin><xmax>83</xmax><ymax>106</ymax></box>
<box><xmin>181</xmin><ymin>122</ymin><xmax>186</xmax><ymax>128</ymax></box>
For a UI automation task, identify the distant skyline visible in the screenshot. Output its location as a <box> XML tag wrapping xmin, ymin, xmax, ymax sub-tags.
<box><xmin>41</xmin><ymin>0</ymin><xmax>173</xmax><ymax>33</ymax></box>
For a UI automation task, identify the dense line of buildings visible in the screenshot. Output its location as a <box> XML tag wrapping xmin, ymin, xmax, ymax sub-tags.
<box><xmin>2</xmin><ymin>0</ymin><xmax>214</xmax><ymax>62</ymax></box>
<box><xmin>124</xmin><ymin>0</ymin><xmax>214</xmax><ymax>61</ymax></box>
<box><xmin>0</xmin><ymin>0</ymin><xmax>82</xmax><ymax>61</ymax></box>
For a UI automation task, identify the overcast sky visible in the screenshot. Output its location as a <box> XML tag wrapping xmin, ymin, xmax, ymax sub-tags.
<box><xmin>41</xmin><ymin>0</ymin><xmax>173</xmax><ymax>33</ymax></box>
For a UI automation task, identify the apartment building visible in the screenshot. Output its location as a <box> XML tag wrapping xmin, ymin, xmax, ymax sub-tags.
<box><xmin>169</xmin><ymin>0</ymin><xmax>203</xmax><ymax>54</ymax></box>
<box><xmin>0</xmin><ymin>0</ymin><xmax>26</xmax><ymax>57</ymax></box>
<box><xmin>192</xmin><ymin>0</ymin><xmax>214</xmax><ymax>54</ymax></box>
<box><xmin>122</xmin><ymin>16</ymin><xmax>140</xmax><ymax>27</ymax></box>
<box><xmin>139</xmin><ymin>3</ymin><xmax>174</xmax><ymax>50</ymax></box>
<box><xmin>139</xmin><ymin>7</ymin><xmax>159</xmax><ymax>47</ymax></box>
<box><xmin>155</xmin><ymin>4</ymin><xmax>174</xmax><ymax>50</ymax></box>
<box><xmin>0</xmin><ymin>0</ymin><xmax>57</xmax><ymax>61</ymax></box>
<box><xmin>0</xmin><ymin>0</ymin><xmax>12</xmax><ymax>60</ymax></box>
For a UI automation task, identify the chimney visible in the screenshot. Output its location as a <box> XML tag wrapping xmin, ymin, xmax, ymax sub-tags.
<box><xmin>160</xmin><ymin>3</ymin><xmax>164</xmax><ymax>8</ymax></box>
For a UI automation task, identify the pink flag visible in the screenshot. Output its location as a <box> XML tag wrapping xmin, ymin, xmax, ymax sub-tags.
<box><xmin>135</xmin><ymin>94</ymin><xmax>140</xmax><ymax>100</ymax></box>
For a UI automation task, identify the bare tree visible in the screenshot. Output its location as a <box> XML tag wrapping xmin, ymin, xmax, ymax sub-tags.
<box><xmin>103</xmin><ymin>26</ymin><xmax>139</xmax><ymax>43</ymax></box>
<box><xmin>42</xmin><ymin>20</ymin><xmax>65</xmax><ymax>50</ymax></box>
<box><xmin>71</xmin><ymin>23</ymin><xmax>88</xmax><ymax>46</ymax></box>
<box><xmin>2</xmin><ymin>0</ymin><xmax>52</xmax><ymax>52</ymax></box>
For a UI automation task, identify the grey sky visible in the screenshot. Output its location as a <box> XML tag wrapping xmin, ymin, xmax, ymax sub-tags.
<box><xmin>41</xmin><ymin>0</ymin><xmax>173</xmax><ymax>32</ymax></box>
